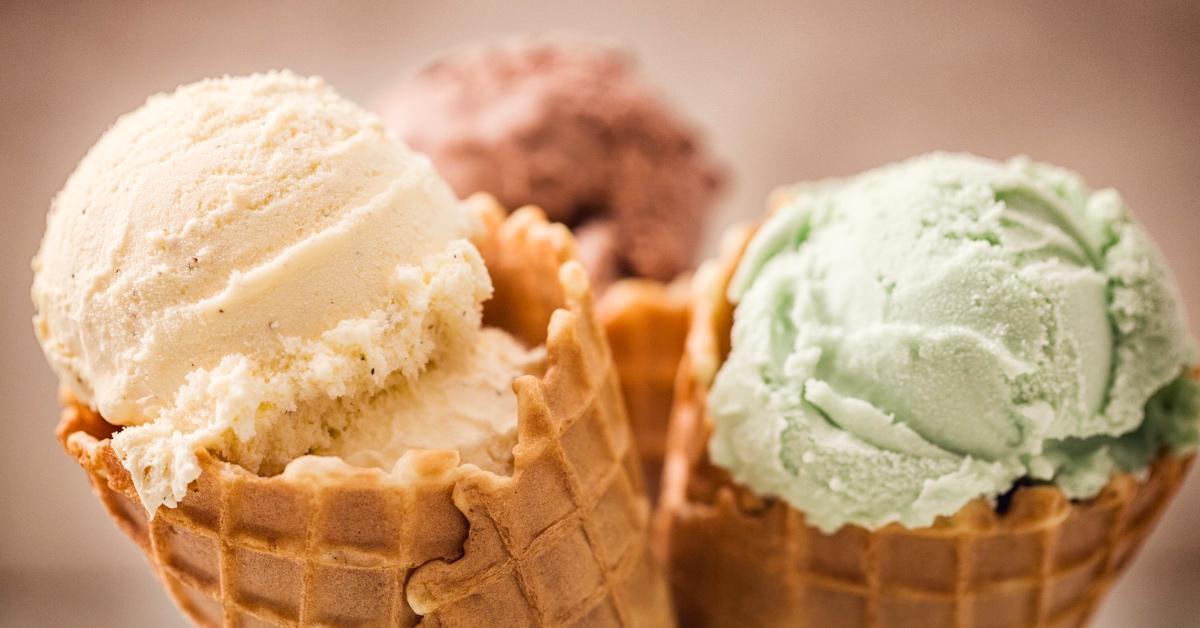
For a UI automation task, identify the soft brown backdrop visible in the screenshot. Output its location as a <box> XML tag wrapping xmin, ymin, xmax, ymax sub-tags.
<box><xmin>2</xmin><ymin>1</ymin><xmax>1197</xmax><ymax>626</ymax></box>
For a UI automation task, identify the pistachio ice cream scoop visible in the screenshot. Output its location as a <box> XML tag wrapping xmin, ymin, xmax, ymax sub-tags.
<box><xmin>708</xmin><ymin>153</ymin><xmax>1197</xmax><ymax>532</ymax></box>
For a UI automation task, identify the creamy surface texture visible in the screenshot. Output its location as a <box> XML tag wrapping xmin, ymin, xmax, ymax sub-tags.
<box><xmin>709</xmin><ymin>153</ymin><xmax>1197</xmax><ymax>532</ymax></box>
<box><xmin>303</xmin><ymin>328</ymin><xmax>542</xmax><ymax>476</ymax></box>
<box><xmin>33</xmin><ymin>72</ymin><xmax>518</xmax><ymax>513</ymax></box>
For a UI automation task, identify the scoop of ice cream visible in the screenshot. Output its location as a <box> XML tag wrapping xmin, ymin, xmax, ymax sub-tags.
<box><xmin>308</xmin><ymin>328</ymin><xmax>543</xmax><ymax>475</ymax></box>
<box><xmin>32</xmin><ymin>72</ymin><xmax>500</xmax><ymax>511</ymax></box>
<box><xmin>708</xmin><ymin>153</ymin><xmax>1196</xmax><ymax>532</ymax></box>
<box><xmin>375</xmin><ymin>34</ymin><xmax>725</xmax><ymax>285</ymax></box>
<box><xmin>188</xmin><ymin>325</ymin><xmax>542</xmax><ymax>485</ymax></box>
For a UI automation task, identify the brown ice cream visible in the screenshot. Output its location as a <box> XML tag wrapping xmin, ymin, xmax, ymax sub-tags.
<box><xmin>376</xmin><ymin>34</ymin><xmax>725</xmax><ymax>288</ymax></box>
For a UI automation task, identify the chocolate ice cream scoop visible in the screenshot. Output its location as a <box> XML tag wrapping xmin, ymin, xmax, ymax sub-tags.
<box><xmin>376</xmin><ymin>34</ymin><xmax>726</xmax><ymax>287</ymax></box>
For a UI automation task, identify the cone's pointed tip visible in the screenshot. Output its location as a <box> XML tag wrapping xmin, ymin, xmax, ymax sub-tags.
<box><xmin>559</xmin><ymin>260</ymin><xmax>590</xmax><ymax>300</ymax></box>
<box><xmin>464</xmin><ymin>192</ymin><xmax>505</xmax><ymax>227</ymax></box>
<box><xmin>509</xmin><ymin>204</ymin><xmax>548</xmax><ymax>224</ymax></box>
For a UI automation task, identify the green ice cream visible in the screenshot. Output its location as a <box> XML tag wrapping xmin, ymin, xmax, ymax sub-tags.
<box><xmin>708</xmin><ymin>153</ymin><xmax>1197</xmax><ymax>533</ymax></box>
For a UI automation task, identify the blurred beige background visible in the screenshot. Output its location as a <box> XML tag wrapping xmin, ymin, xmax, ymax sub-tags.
<box><xmin>2</xmin><ymin>1</ymin><xmax>1198</xmax><ymax>626</ymax></box>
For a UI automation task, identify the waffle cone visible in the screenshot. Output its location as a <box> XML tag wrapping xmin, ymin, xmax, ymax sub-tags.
<box><xmin>56</xmin><ymin>196</ymin><xmax>674</xmax><ymax>628</ymax></box>
<box><xmin>654</xmin><ymin>224</ymin><xmax>1196</xmax><ymax>628</ymax></box>
<box><xmin>597</xmin><ymin>278</ymin><xmax>690</xmax><ymax>499</ymax></box>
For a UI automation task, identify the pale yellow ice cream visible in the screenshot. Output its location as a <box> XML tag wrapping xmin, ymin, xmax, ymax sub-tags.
<box><xmin>303</xmin><ymin>328</ymin><xmax>542</xmax><ymax>475</ymax></box>
<box><xmin>33</xmin><ymin>72</ymin><xmax>534</xmax><ymax>513</ymax></box>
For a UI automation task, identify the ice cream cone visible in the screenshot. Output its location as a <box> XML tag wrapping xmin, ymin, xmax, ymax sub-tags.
<box><xmin>654</xmin><ymin>224</ymin><xmax>1195</xmax><ymax>628</ymax></box>
<box><xmin>57</xmin><ymin>199</ymin><xmax>674</xmax><ymax>628</ymax></box>
<box><xmin>597</xmin><ymin>277</ymin><xmax>690</xmax><ymax>499</ymax></box>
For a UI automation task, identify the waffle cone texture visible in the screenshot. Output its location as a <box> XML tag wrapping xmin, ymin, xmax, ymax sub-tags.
<box><xmin>654</xmin><ymin>224</ymin><xmax>1195</xmax><ymax>628</ymax></box>
<box><xmin>597</xmin><ymin>278</ymin><xmax>690</xmax><ymax>499</ymax></box>
<box><xmin>56</xmin><ymin>196</ymin><xmax>675</xmax><ymax>628</ymax></box>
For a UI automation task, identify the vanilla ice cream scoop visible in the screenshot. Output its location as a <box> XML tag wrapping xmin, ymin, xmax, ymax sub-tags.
<box><xmin>33</xmin><ymin>72</ymin><xmax>497</xmax><ymax>512</ymax></box>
